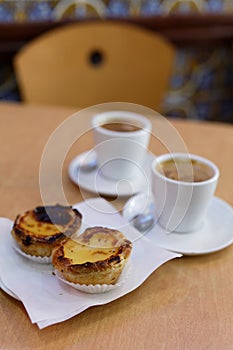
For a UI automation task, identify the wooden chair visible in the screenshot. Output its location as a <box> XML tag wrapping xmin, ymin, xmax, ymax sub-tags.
<box><xmin>14</xmin><ymin>21</ymin><xmax>175</xmax><ymax>111</ymax></box>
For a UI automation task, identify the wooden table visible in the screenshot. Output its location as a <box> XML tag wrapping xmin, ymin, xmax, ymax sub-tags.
<box><xmin>0</xmin><ymin>102</ymin><xmax>232</xmax><ymax>349</ymax></box>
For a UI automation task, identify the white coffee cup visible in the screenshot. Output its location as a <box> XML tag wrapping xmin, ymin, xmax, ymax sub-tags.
<box><xmin>151</xmin><ymin>153</ymin><xmax>219</xmax><ymax>232</ymax></box>
<box><xmin>92</xmin><ymin>111</ymin><xmax>151</xmax><ymax>180</ymax></box>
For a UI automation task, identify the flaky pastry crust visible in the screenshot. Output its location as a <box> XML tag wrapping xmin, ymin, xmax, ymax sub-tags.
<box><xmin>52</xmin><ymin>226</ymin><xmax>132</xmax><ymax>285</ymax></box>
<box><xmin>11</xmin><ymin>204</ymin><xmax>82</xmax><ymax>257</ymax></box>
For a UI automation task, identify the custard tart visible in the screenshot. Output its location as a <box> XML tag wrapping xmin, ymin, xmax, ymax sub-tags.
<box><xmin>11</xmin><ymin>204</ymin><xmax>82</xmax><ymax>257</ymax></box>
<box><xmin>52</xmin><ymin>226</ymin><xmax>132</xmax><ymax>285</ymax></box>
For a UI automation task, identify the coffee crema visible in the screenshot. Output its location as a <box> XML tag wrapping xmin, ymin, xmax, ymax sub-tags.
<box><xmin>157</xmin><ymin>158</ymin><xmax>214</xmax><ymax>183</ymax></box>
<box><xmin>100</xmin><ymin>120</ymin><xmax>142</xmax><ymax>132</ymax></box>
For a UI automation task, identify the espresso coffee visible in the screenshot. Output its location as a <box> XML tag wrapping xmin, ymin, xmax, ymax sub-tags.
<box><xmin>157</xmin><ymin>158</ymin><xmax>214</xmax><ymax>183</ymax></box>
<box><xmin>101</xmin><ymin>120</ymin><xmax>141</xmax><ymax>132</ymax></box>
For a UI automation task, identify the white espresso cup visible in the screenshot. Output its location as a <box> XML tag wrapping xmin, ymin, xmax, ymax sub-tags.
<box><xmin>92</xmin><ymin>111</ymin><xmax>151</xmax><ymax>180</ymax></box>
<box><xmin>151</xmin><ymin>153</ymin><xmax>219</xmax><ymax>232</ymax></box>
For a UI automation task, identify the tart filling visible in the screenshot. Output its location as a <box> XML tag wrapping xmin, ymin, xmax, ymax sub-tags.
<box><xmin>11</xmin><ymin>204</ymin><xmax>82</xmax><ymax>257</ymax></box>
<box><xmin>52</xmin><ymin>226</ymin><xmax>132</xmax><ymax>285</ymax></box>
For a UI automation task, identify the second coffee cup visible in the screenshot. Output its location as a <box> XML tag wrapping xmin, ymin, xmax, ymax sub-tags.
<box><xmin>92</xmin><ymin>111</ymin><xmax>151</xmax><ymax>180</ymax></box>
<box><xmin>151</xmin><ymin>153</ymin><xmax>219</xmax><ymax>232</ymax></box>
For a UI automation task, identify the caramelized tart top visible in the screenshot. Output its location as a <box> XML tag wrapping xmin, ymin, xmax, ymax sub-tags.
<box><xmin>52</xmin><ymin>226</ymin><xmax>132</xmax><ymax>269</ymax></box>
<box><xmin>13</xmin><ymin>204</ymin><xmax>82</xmax><ymax>239</ymax></box>
<box><xmin>61</xmin><ymin>238</ymin><xmax>119</xmax><ymax>265</ymax></box>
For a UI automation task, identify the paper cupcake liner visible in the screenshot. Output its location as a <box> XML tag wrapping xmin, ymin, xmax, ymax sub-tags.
<box><xmin>55</xmin><ymin>261</ymin><xmax>131</xmax><ymax>294</ymax></box>
<box><xmin>12</xmin><ymin>241</ymin><xmax>52</xmax><ymax>264</ymax></box>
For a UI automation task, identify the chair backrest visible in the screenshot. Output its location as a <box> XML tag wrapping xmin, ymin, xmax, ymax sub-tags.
<box><xmin>14</xmin><ymin>21</ymin><xmax>175</xmax><ymax>110</ymax></box>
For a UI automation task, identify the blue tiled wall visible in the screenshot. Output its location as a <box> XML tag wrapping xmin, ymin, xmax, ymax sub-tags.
<box><xmin>0</xmin><ymin>0</ymin><xmax>233</xmax><ymax>123</ymax></box>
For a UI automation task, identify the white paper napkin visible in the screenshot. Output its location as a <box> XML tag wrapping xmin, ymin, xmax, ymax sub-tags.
<box><xmin>0</xmin><ymin>198</ymin><xmax>181</xmax><ymax>329</ymax></box>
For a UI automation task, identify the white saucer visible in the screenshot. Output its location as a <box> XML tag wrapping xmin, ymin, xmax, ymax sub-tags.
<box><xmin>68</xmin><ymin>150</ymin><xmax>154</xmax><ymax>197</ymax></box>
<box><xmin>123</xmin><ymin>194</ymin><xmax>233</xmax><ymax>255</ymax></box>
